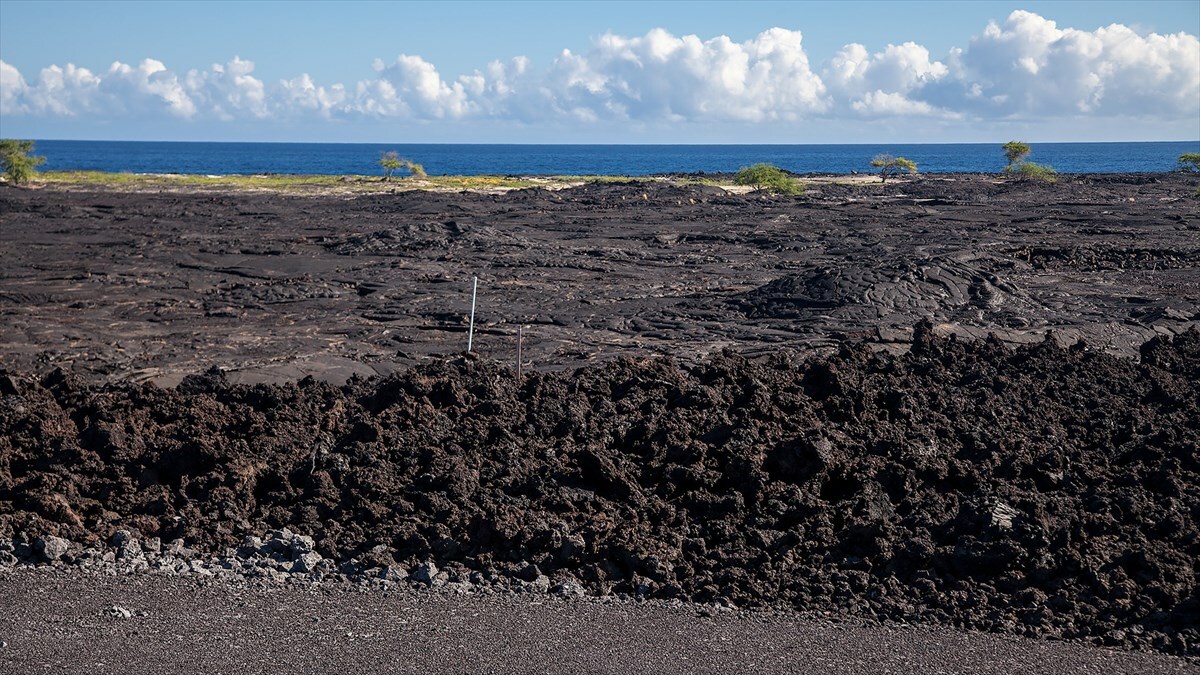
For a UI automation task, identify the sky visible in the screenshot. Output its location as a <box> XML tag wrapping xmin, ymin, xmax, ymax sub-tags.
<box><xmin>1</xmin><ymin>0</ymin><xmax>1198</xmax><ymax>143</ymax></box>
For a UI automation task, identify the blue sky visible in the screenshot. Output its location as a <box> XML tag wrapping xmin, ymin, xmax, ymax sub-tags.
<box><xmin>1</xmin><ymin>0</ymin><xmax>1198</xmax><ymax>143</ymax></box>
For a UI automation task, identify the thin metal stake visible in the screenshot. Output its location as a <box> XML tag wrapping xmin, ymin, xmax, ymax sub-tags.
<box><xmin>517</xmin><ymin>326</ymin><xmax>524</xmax><ymax>380</ymax></box>
<box><xmin>467</xmin><ymin>276</ymin><xmax>478</xmax><ymax>352</ymax></box>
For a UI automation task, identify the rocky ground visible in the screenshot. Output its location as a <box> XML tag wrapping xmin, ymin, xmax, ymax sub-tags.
<box><xmin>1</xmin><ymin>175</ymin><xmax>1198</xmax><ymax>664</ymax></box>
<box><xmin>0</xmin><ymin>174</ymin><xmax>1196</xmax><ymax>385</ymax></box>
<box><xmin>1</xmin><ymin>327</ymin><xmax>1197</xmax><ymax>657</ymax></box>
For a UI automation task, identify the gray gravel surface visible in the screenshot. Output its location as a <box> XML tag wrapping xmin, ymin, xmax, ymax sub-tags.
<box><xmin>1</xmin><ymin>567</ymin><xmax>1194</xmax><ymax>674</ymax></box>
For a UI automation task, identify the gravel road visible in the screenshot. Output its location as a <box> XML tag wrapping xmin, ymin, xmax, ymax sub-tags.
<box><xmin>1</xmin><ymin>568</ymin><xmax>1193</xmax><ymax>674</ymax></box>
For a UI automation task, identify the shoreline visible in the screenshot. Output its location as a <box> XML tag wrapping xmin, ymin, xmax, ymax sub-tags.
<box><xmin>16</xmin><ymin>168</ymin><xmax>1195</xmax><ymax>196</ymax></box>
<box><xmin>24</xmin><ymin>169</ymin><xmax>887</xmax><ymax>194</ymax></box>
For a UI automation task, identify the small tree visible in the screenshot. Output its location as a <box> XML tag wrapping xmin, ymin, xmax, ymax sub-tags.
<box><xmin>1177</xmin><ymin>152</ymin><xmax>1200</xmax><ymax>173</ymax></box>
<box><xmin>0</xmin><ymin>139</ymin><xmax>47</xmax><ymax>184</ymax></box>
<box><xmin>379</xmin><ymin>151</ymin><xmax>403</xmax><ymax>181</ymax></box>
<box><xmin>1003</xmin><ymin>141</ymin><xmax>1031</xmax><ymax>168</ymax></box>
<box><xmin>870</xmin><ymin>154</ymin><xmax>918</xmax><ymax>183</ymax></box>
<box><xmin>733</xmin><ymin>163</ymin><xmax>803</xmax><ymax>195</ymax></box>
<box><xmin>1001</xmin><ymin>141</ymin><xmax>1055</xmax><ymax>182</ymax></box>
<box><xmin>379</xmin><ymin>151</ymin><xmax>426</xmax><ymax>181</ymax></box>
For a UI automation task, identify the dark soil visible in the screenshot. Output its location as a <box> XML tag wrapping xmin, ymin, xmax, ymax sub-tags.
<box><xmin>2</xmin><ymin>326</ymin><xmax>1198</xmax><ymax>655</ymax></box>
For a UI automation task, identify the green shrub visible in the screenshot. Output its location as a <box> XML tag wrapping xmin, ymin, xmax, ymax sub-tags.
<box><xmin>1177</xmin><ymin>153</ymin><xmax>1200</xmax><ymax>173</ymax></box>
<box><xmin>734</xmin><ymin>163</ymin><xmax>803</xmax><ymax>195</ymax></box>
<box><xmin>0</xmin><ymin>139</ymin><xmax>46</xmax><ymax>184</ymax></box>
<box><xmin>1002</xmin><ymin>141</ymin><xmax>1031</xmax><ymax>168</ymax></box>
<box><xmin>1002</xmin><ymin>142</ymin><xmax>1055</xmax><ymax>181</ymax></box>
<box><xmin>1005</xmin><ymin>161</ymin><xmax>1057</xmax><ymax>182</ymax></box>
<box><xmin>870</xmin><ymin>154</ymin><xmax>918</xmax><ymax>182</ymax></box>
<box><xmin>379</xmin><ymin>151</ymin><xmax>426</xmax><ymax>180</ymax></box>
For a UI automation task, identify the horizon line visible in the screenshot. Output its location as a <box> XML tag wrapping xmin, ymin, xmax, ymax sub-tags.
<box><xmin>20</xmin><ymin>138</ymin><xmax>1200</xmax><ymax>146</ymax></box>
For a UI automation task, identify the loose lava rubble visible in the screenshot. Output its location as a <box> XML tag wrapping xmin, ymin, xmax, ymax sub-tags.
<box><xmin>2</xmin><ymin>326</ymin><xmax>1198</xmax><ymax>656</ymax></box>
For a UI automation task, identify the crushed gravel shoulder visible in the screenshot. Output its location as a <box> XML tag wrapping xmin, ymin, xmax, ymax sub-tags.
<box><xmin>0</xmin><ymin>567</ymin><xmax>1194</xmax><ymax>674</ymax></box>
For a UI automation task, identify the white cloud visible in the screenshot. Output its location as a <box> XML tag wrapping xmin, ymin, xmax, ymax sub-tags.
<box><xmin>0</xmin><ymin>57</ymin><xmax>271</xmax><ymax>121</ymax></box>
<box><xmin>16</xmin><ymin>63</ymin><xmax>103</xmax><ymax>116</ymax></box>
<box><xmin>0</xmin><ymin>59</ymin><xmax>28</xmax><ymax>114</ymax></box>
<box><xmin>932</xmin><ymin>10</ymin><xmax>1200</xmax><ymax>118</ymax></box>
<box><xmin>278</xmin><ymin>73</ymin><xmax>347</xmax><ymax>119</ymax></box>
<box><xmin>103</xmin><ymin>59</ymin><xmax>196</xmax><ymax>118</ymax></box>
<box><xmin>824</xmin><ymin>41</ymin><xmax>952</xmax><ymax>117</ymax></box>
<box><xmin>183</xmin><ymin>58</ymin><xmax>269</xmax><ymax>120</ymax></box>
<box><xmin>825</xmin><ymin>42</ymin><xmax>948</xmax><ymax>95</ymax></box>
<box><xmin>369</xmin><ymin>54</ymin><xmax>475</xmax><ymax>119</ymax></box>
<box><xmin>1</xmin><ymin>12</ymin><xmax>1196</xmax><ymax>131</ymax></box>
<box><xmin>851</xmin><ymin>90</ymin><xmax>940</xmax><ymax>116</ymax></box>
<box><xmin>542</xmin><ymin>28</ymin><xmax>829</xmax><ymax>122</ymax></box>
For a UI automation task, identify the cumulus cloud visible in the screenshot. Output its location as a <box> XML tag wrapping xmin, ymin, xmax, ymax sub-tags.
<box><xmin>278</xmin><ymin>73</ymin><xmax>347</xmax><ymax>118</ymax></box>
<box><xmin>824</xmin><ymin>41</ymin><xmax>952</xmax><ymax>117</ymax></box>
<box><xmin>542</xmin><ymin>28</ymin><xmax>829</xmax><ymax>122</ymax></box>
<box><xmin>183</xmin><ymin>57</ymin><xmax>269</xmax><ymax>120</ymax></box>
<box><xmin>0</xmin><ymin>12</ymin><xmax>1196</xmax><ymax>130</ymax></box>
<box><xmin>930</xmin><ymin>10</ymin><xmax>1199</xmax><ymax>118</ymax></box>
<box><xmin>0</xmin><ymin>59</ymin><xmax>29</xmax><ymax>114</ymax></box>
<box><xmin>459</xmin><ymin>56</ymin><xmax>539</xmax><ymax>119</ymax></box>
<box><xmin>369</xmin><ymin>54</ymin><xmax>475</xmax><ymax>119</ymax></box>
<box><xmin>103</xmin><ymin>59</ymin><xmax>196</xmax><ymax>118</ymax></box>
<box><xmin>0</xmin><ymin>57</ymin><xmax>272</xmax><ymax>120</ymax></box>
<box><xmin>13</xmin><ymin>62</ymin><xmax>103</xmax><ymax>116</ymax></box>
<box><xmin>851</xmin><ymin>90</ymin><xmax>942</xmax><ymax>117</ymax></box>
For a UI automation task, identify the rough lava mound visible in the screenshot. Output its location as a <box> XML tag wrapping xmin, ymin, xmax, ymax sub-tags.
<box><xmin>733</xmin><ymin>253</ymin><xmax>1042</xmax><ymax>329</ymax></box>
<box><xmin>2</xmin><ymin>327</ymin><xmax>1198</xmax><ymax>656</ymax></box>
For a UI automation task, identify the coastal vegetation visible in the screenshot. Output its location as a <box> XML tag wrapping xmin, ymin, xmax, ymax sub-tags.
<box><xmin>33</xmin><ymin>171</ymin><xmax>753</xmax><ymax>193</ymax></box>
<box><xmin>37</xmin><ymin>171</ymin><xmax>542</xmax><ymax>193</ymax></box>
<box><xmin>1001</xmin><ymin>141</ymin><xmax>1055</xmax><ymax>182</ymax></box>
<box><xmin>379</xmin><ymin>151</ymin><xmax>426</xmax><ymax>180</ymax></box>
<box><xmin>1002</xmin><ymin>141</ymin><xmax>1031</xmax><ymax>168</ymax></box>
<box><xmin>31</xmin><ymin>171</ymin><xmax>880</xmax><ymax>195</ymax></box>
<box><xmin>733</xmin><ymin>163</ymin><xmax>803</xmax><ymax>195</ymax></box>
<box><xmin>1007</xmin><ymin>161</ymin><xmax>1058</xmax><ymax>182</ymax></box>
<box><xmin>1180</xmin><ymin>153</ymin><xmax>1200</xmax><ymax>196</ymax></box>
<box><xmin>36</xmin><ymin>153</ymin><xmax>1200</xmax><ymax>195</ymax></box>
<box><xmin>0</xmin><ymin>139</ymin><xmax>46</xmax><ymax>184</ymax></box>
<box><xmin>870</xmin><ymin>154</ymin><xmax>918</xmax><ymax>182</ymax></box>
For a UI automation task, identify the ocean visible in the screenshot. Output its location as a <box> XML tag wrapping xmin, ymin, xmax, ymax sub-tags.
<box><xmin>30</xmin><ymin>140</ymin><xmax>1200</xmax><ymax>176</ymax></box>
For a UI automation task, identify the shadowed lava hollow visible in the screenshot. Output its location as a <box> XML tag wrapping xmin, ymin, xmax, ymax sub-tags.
<box><xmin>2</xmin><ymin>327</ymin><xmax>1198</xmax><ymax>655</ymax></box>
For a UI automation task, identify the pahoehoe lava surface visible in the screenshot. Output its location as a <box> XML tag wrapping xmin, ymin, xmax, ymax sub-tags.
<box><xmin>2</xmin><ymin>327</ymin><xmax>1198</xmax><ymax>655</ymax></box>
<box><xmin>1</xmin><ymin>174</ymin><xmax>1197</xmax><ymax>386</ymax></box>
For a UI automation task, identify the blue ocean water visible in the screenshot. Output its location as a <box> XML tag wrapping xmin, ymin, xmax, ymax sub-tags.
<box><xmin>31</xmin><ymin>140</ymin><xmax>1200</xmax><ymax>176</ymax></box>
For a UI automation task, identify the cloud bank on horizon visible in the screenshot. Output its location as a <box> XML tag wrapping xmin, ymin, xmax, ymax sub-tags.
<box><xmin>1</xmin><ymin>11</ymin><xmax>1197</xmax><ymax>138</ymax></box>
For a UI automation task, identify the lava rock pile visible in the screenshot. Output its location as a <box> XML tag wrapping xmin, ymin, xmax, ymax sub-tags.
<box><xmin>2</xmin><ymin>327</ymin><xmax>1197</xmax><ymax>655</ymax></box>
